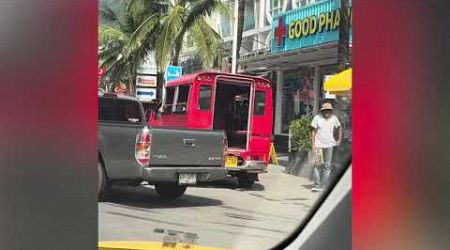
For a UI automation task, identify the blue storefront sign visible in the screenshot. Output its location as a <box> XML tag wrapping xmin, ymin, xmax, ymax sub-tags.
<box><xmin>272</xmin><ymin>0</ymin><xmax>352</xmax><ymax>54</ymax></box>
<box><xmin>165</xmin><ymin>65</ymin><xmax>183</xmax><ymax>82</ymax></box>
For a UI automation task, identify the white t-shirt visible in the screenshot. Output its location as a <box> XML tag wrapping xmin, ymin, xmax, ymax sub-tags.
<box><xmin>311</xmin><ymin>115</ymin><xmax>341</xmax><ymax>148</ymax></box>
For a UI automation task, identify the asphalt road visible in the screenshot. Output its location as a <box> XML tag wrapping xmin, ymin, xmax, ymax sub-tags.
<box><xmin>99</xmin><ymin>165</ymin><xmax>321</xmax><ymax>250</ymax></box>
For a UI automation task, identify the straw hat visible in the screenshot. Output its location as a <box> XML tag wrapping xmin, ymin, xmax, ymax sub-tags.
<box><xmin>320</xmin><ymin>103</ymin><xmax>333</xmax><ymax>111</ymax></box>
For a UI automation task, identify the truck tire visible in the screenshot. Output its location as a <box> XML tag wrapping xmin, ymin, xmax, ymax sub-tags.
<box><xmin>154</xmin><ymin>183</ymin><xmax>187</xmax><ymax>199</ymax></box>
<box><xmin>238</xmin><ymin>173</ymin><xmax>256</xmax><ymax>189</ymax></box>
<box><xmin>98</xmin><ymin>161</ymin><xmax>109</xmax><ymax>201</ymax></box>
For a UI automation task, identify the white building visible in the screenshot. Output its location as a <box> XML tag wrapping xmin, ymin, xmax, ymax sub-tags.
<box><xmin>181</xmin><ymin>0</ymin><xmax>321</xmax><ymax>71</ymax></box>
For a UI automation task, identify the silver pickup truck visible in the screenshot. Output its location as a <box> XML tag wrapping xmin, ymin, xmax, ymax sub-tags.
<box><xmin>98</xmin><ymin>94</ymin><xmax>226</xmax><ymax>200</ymax></box>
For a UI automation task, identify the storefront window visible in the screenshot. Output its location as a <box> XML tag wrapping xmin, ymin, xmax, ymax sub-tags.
<box><xmin>244</xmin><ymin>0</ymin><xmax>256</xmax><ymax>31</ymax></box>
<box><xmin>294</xmin><ymin>0</ymin><xmax>307</xmax><ymax>8</ymax></box>
<box><xmin>281</xmin><ymin>68</ymin><xmax>314</xmax><ymax>134</ymax></box>
<box><xmin>220</xmin><ymin>13</ymin><xmax>231</xmax><ymax>37</ymax></box>
<box><xmin>294</xmin><ymin>0</ymin><xmax>320</xmax><ymax>8</ymax></box>
<box><xmin>270</xmin><ymin>0</ymin><xmax>282</xmax><ymax>16</ymax></box>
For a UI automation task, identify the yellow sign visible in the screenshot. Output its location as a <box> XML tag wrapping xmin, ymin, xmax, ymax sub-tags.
<box><xmin>269</xmin><ymin>143</ymin><xmax>279</xmax><ymax>165</ymax></box>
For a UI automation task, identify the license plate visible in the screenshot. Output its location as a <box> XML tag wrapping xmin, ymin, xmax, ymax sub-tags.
<box><xmin>179</xmin><ymin>173</ymin><xmax>197</xmax><ymax>185</ymax></box>
<box><xmin>225</xmin><ymin>156</ymin><xmax>238</xmax><ymax>168</ymax></box>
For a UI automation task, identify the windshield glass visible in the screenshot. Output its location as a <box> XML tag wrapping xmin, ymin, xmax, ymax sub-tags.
<box><xmin>98</xmin><ymin>0</ymin><xmax>352</xmax><ymax>249</ymax></box>
<box><xmin>99</xmin><ymin>98</ymin><xmax>142</xmax><ymax>123</ymax></box>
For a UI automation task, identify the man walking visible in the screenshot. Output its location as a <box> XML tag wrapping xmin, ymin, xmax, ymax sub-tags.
<box><xmin>311</xmin><ymin>102</ymin><xmax>342</xmax><ymax>192</ymax></box>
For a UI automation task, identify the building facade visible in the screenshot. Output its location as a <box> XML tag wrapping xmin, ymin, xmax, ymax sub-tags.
<box><xmin>181</xmin><ymin>0</ymin><xmax>323</xmax><ymax>70</ymax></box>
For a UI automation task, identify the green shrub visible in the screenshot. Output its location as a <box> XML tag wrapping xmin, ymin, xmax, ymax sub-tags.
<box><xmin>290</xmin><ymin>116</ymin><xmax>313</xmax><ymax>152</ymax></box>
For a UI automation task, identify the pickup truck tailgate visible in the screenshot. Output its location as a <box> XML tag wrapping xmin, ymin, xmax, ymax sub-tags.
<box><xmin>149</xmin><ymin>128</ymin><xmax>225</xmax><ymax>167</ymax></box>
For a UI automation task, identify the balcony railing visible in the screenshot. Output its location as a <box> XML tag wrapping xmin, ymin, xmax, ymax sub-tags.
<box><xmin>239</xmin><ymin>48</ymin><xmax>271</xmax><ymax>62</ymax></box>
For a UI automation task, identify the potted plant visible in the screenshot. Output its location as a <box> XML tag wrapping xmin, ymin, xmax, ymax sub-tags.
<box><xmin>288</xmin><ymin>116</ymin><xmax>313</xmax><ymax>176</ymax></box>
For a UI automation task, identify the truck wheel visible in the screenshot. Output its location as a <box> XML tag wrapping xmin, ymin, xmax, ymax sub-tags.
<box><xmin>98</xmin><ymin>161</ymin><xmax>110</xmax><ymax>201</ymax></box>
<box><xmin>154</xmin><ymin>183</ymin><xmax>187</xmax><ymax>200</ymax></box>
<box><xmin>238</xmin><ymin>173</ymin><xmax>257</xmax><ymax>189</ymax></box>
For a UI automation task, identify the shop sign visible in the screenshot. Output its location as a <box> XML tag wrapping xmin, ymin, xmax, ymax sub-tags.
<box><xmin>272</xmin><ymin>0</ymin><xmax>352</xmax><ymax>54</ymax></box>
<box><xmin>165</xmin><ymin>65</ymin><xmax>182</xmax><ymax>82</ymax></box>
<box><xmin>136</xmin><ymin>87</ymin><xmax>157</xmax><ymax>102</ymax></box>
<box><xmin>136</xmin><ymin>75</ymin><xmax>157</xmax><ymax>87</ymax></box>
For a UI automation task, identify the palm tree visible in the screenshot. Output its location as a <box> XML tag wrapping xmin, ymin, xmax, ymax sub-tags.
<box><xmin>337</xmin><ymin>0</ymin><xmax>351</xmax><ymax>71</ymax></box>
<box><xmin>155</xmin><ymin>0</ymin><xmax>230</xmax><ymax>70</ymax></box>
<box><xmin>100</xmin><ymin>0</ymin><xmax>229</xmax><ymax>95</ymax></box>
<box><xmin>99</xmin><ymin>0</ymin><xmax>230</xmax><ymax>99</ymax></box>
<box><xmin>99</xmin><ymin>0</ymin><xmax>166</xmax><ymax>91</ymax></box>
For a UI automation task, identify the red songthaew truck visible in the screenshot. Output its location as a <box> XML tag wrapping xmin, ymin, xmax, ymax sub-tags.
<box><xmin>149</xmin><ymin>72</ymin><xmax>273</xmax><ymax>188</ymax></box>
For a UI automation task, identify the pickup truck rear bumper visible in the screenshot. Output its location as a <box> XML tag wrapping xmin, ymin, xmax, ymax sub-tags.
<box><xmin>226</xmin><ymin>161</ymin><xmax>268</xmax><ymax>174</ymax></box>
<box><xmin>142</xmin><ymin>166</ymin><xmax>227</xmax><ymax>184</ymax></box>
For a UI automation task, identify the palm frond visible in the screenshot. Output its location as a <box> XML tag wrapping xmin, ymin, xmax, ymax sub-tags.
<box><xmin>124</xmin><ymin>13</ymin><xmax>160</xmax><ymax>59</ymax></box>
<box><xmin>100</xmin><ymin>53</ymin><xmax>121</xmax><ymax>69</ymax></box>
<box><xmin>213</xmin><ymin>0</ymin><xmax>232</xmax><ymax>18</ymax></box>
<box><xmin>126</xmin><ymin>0</ymin><xmax>145</xmax><ymax>18</ymax></box>
<box><xmin>99</xmin><ymin>25</ymin><xmax>127</xmax><ymax>45</ymax></box>
<box><xmin>190</xmin><ymin>17</ymin><xmax>222</xmax><ymax>69</ymax></box>
<box><xmin>155</xmin><ymin>4</ymin><xmax>184</xmax><ymax>70</ymax></box>
<box><xmin>175</xmin><ymin>0</ymin><xmax>228</xmax><ymax>51</ymax></box>
<box><xmin>141</xmin><ymin>0</ymin><xmax>168</xmax><ymax>17</ymax></box>
<box><xmin>100</xmin><ymin>4</ymin><xmax>121</xmax><ymax>25</ymax></box>
<box><xmin>99</xmin><ymin>46</ymin><xmax>120</xmax><ymax>59</ymax></box>
<box><xmin>183</xmin><ymin>0</ymin><xmax>216</xmax><ymax>31</ymax></box>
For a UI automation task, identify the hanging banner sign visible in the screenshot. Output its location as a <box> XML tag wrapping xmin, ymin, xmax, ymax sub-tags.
<box><xmin>272</xmin><ymin>0</ymin><xmax>352</xmax><ymax>53</ymax></box>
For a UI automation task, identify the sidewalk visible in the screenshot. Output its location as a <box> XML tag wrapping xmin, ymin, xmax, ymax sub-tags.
<box><xmin>275</xmin><ymin>152</ymin><xmax>315</xmax><ymax>180</ymax></box>
<box><xmin>258</xmin><ymin>164</ymin><xmax>320</xmax><ymax>204</ymax></box>
<box><xmin>266</xmin><ymin>164</ymin><xmax>286</xmax><ymax>174</ymax></box>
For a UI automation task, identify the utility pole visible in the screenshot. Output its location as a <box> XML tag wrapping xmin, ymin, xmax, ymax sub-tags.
<box><xmin>231</xmin><ymin>0</ymin><xmax>239</xmax><ymax>74</ymax></box>
<box><xmin>337</xmin><ymin>0</ymin><xmax>351</xmax><ymax>71</ymax></box>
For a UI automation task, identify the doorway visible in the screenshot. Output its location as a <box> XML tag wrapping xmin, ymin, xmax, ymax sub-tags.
<box><xmin>213</xmin><ymin>79</ymin><xmax>251</xmax><ymax>149</ymax></box>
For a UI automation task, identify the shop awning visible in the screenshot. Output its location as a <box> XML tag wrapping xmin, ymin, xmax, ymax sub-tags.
<box><xmin>324</xmin><ymin>68</ymin><xmax>352</xmax><ymax>94</ymax></box>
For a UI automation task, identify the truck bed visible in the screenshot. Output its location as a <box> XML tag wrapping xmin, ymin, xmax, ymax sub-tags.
<box><xmin>148</xmin><ymin>128</ymin><xmax>225</xmax><ymax>167</ymax></box>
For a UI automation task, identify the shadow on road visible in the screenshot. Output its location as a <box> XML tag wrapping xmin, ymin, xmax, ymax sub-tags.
<box><xmin>195</xmin><ymin>176</ymin><xmax>265</xmax><ymax>191</ymax></box>
<box><xmin>301</xmin><ymin>184</ymin><xmax>314</xmax><ymax>189</ymax></box>
<box><xmin>101</xmin><ymin>185</ymin><xmax>223</xmax><ymax>209</ymax></box>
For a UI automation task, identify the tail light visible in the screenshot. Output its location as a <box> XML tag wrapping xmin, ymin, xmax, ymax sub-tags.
<box><xmin>223</xmin><ymin>137</ymin><xmax>228</xmax><ymax>155</ymax></box>
<box><xmin>223</xmin><ymin>137</ymin><xmax>228</xmax><ymax>166</ymax></box>
<box><xmin>135</xmin><ymin>127</ymin><xmax>151</xmax><ymax>166</ymax></box>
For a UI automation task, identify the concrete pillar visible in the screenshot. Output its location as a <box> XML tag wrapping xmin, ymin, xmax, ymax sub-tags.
<box><xmin>259</xmin><ymin>0</ymin><xmax>265</xmax><ymax>30</ymax></box>
<box><xmin>274</xmin><ymin>69</ymin><xmax>283</xmax><ymax>134</ymax></box>
<box><xmin>313</xmin><ymin>65</ymin><xmax>321</xmax><ymax>115</ymax></box>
